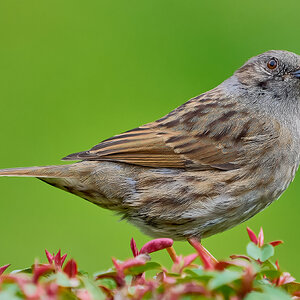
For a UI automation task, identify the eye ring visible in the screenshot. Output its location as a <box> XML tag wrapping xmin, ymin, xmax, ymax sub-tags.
<box><xmin>267</xmin><ymin>58</ymin><xmax>278</xmax><ymax>70</ymax></box>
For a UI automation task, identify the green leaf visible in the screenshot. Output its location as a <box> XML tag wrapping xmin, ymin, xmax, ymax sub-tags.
<box><xmin>184</xmin><ymin>269</ymin><xmax>217</xmax><ymax>284</ymax></box>
<box><xmin>209</xmin><ymin>270</ymin><xmax>241</xmax><ymax>289</ymax></box>
<box><xmin>258</xmin><ymin>270</ymin><xmax>281</xmax><ymax>280</ymax></box>
<box><xmin>10</xmin><ymin>267</ymin><xmax>33</xmax><ymax>274</ymax></box>
<box><xmin>0</xmin><ymin>284</ymin><xmax>23</xmax><ymax>300</ymax></box>
<box><xmin>127</xmin><ymin>262</ymin><xmax>161</xmax><ymax>275</ymax></box>
<box><xmin>93</xmin><ymin>268</ymin><xmax>116</xmax><ymax>279</ymax></box>
<box><xmin>58</xmin><ymin>290</ymin><xmax>78</xmax><ymax>300</ymax></box>
<box><xmin>260</xmin><ymin>244</ymin><xmax>274</xmax><ymax>262</ymax></box>
<box><xmin>77</xmin><ymin>269</ymin><xmax>89</xmax><ymax>276</ymax></box>
<box><xmin>180</xmin><ymin>296</ymin><xmax>209</xmax><ymax>300</ymax></box>
<box><xmin>260</xmin><ymin>260</ymin><xmax>277</xmax><ymax>271</ymax></box>
<box><xmin>98</xmin><ymin>278</ymin><xmax>117</xmax><ymax>290</ymax></box>
<box><xmin>0</xmin><ymin>291</ymin><xmax>23</xmax><ymax>300</ymax></box>
<box><xmin>284</xmin><ymin>282</ymin><xmax>300</xmax><ymax>294</ymax></box>
<box><xmin>23</xmin><ymin>284</ymin><xmax>37</xmax><ymax>298</ymax></box>
<box><xmin>185</xmin><ymin>268</ymin><xmax>217</xmax><ymax>278</ymax></box>
<box><xmin>81</xmin><ymin>276</ymin><xmax>105</xmax><ymax>300</ymax></box>
<box><xmin>180</xmin><ymin>297</ymin><xmax>194</xmax><ymax>300</ymax></box>
<box><xmin>164</xmin><ymin>272</ymin><xmax>181</xmax><ymax>278</ymax></box>
<box><xmin>247</xmin><ymin>242</ymin><xmax>261</xmax><ymax>260</ymax></box>
<box><xmin>56</xmin><ymin>272</ymin><xmax>74</xmax><ymax>287</ymax></box>
<box><xmin>245</xmin><ymin>285</ymin><xmax>292</xmax><ymax>300</ymax></box>
<box><xmin>246</xmin><ymin>243</ymin><xmax>274</xmax><ymax>262</ymax></box>
<box><xmin>185</xmin><ymin>268</ymin><xmax>205</xmax><ymax>276</ymax></box>
<box><xmin>214</xmin><ymin>284</ymin><xmax>236</xmax><ymax>298</ymax></box>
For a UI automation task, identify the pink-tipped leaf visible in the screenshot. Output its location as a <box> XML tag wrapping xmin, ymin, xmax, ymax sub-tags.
<box><xmin>275</xmin><ymin>260</ymin><xmax>280</xmax><ymax>270</ymax></box>
<box><xmin>246</xmin><ymin>227</ymin><xmax>258</xmax><ymax>245</ymax></box>
<box><xmin>61</xmin><ymin>254</ymin><xmax>67</xmax><ymax>266</ymax></box>
<box><xmin>55</xmin><ymin>250</ymin><xmax>62</xmax><ymax>267</ymax></box>
<box><xmin>63</xmin><ymin>259</ymin><xmax>78</xmax><ymax>278</ymax></box>
<box><xmin>270</xmin><ymin>240</ymin><xmax>283</xmax><ymax>247</ymax></box>
<box><xmin>230</xmin><ymin>255</ymin><xmax>251</xmax><ymax>262</ymax></box>
<box><xmin>277</xmin><ymin>272</ymin><xmax>296</xmax><ymax>286</ymax></box>
<box><xmin>33</xmin><ymin>264</ymin><xmax>54</xmax><ymax>283</ymax></box>
<box><xmin>183</xmin><ymin>253</ymin><xmax>198</xmax><ymax>268</ymax></box>
<box><xmin>121</xmin><ymin>257</ymin><xmax>147</xmax><ymax>271</ymax></box>
<box><xmin>130</xmin><ymin>238</ymin><xmax>139</xmax><ymax>257</ymax></box>
<box><xmin>0</xmin><ymin>264</ymin><xmax>10</xmax><ymax>275</ymax></box>
<box><xmin>53</xmin><ymin>250</ymin><xmax>67</xmax><ymax>268</ymax></box>
<box><xmin>45</xmin><ymin>249</ymin><xmax>54</xmax><ymax>264</ymax></box>
<box><xmin>258</xmin><ymin>227</ymin><xmax>264</xmax><ymax>247</ymax></box>
<box><xmin>139</xmin><ymin>238</ymin><xmax>173</xmax><ymax>255</ymax></box>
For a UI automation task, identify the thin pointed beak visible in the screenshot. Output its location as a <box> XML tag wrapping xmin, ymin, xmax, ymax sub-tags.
<box><xmin>292</xmin><ymin>70</ymin><xmax>300</xmax><ymax>78</ymax></box>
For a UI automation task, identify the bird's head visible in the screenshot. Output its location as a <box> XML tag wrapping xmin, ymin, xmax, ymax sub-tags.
<box><xmin>234</xmin><ymin>50</ymin><xmax>300</xmax><ymax>100</ymax></box>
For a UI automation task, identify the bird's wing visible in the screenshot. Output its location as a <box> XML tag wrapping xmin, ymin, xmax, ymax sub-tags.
<box><xmin>62</xmin><ymin>92</ymin><xmax>280</xmax><ymax>170</ymax></box>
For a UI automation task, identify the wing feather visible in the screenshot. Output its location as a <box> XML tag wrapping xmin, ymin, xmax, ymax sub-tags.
<box><xmin>62</xmin><ymin>91</ymin><xmax>280</xmax><ymax>171</ymax></box>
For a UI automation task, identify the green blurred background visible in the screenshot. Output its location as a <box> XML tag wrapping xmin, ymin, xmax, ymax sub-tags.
<box><xmin>0</xmin><ymin>0</ymin><xmax>299</xmax><ymax>278</ymax></box>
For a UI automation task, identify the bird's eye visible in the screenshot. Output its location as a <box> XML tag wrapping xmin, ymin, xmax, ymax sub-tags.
<box><xmin>267</xmin><ymin>58</ymin><xmax>278</xmax><ymax>70</ymax></box>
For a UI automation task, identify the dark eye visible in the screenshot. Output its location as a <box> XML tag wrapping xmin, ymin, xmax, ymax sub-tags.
<box><xmin>267</xmin><ymin>58</ymin><xmax>278</xmax><ymax>70</ymax></box>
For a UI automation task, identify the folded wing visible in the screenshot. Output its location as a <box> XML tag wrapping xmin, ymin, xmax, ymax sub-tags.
<box><xmin>62</xmin><ymin>92</ymin><xmax>279</xmax><ymax>171</ymax></box>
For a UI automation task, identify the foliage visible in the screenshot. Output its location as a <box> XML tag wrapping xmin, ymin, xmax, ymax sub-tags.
<box><xmin>0</xmin><ymin>228</ymin><xmax>299</xmax><ymax>299</ymax></box>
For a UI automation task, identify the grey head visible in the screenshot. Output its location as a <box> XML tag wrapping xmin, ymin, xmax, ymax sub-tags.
<box><xmin>235</xmin><ymin>50</ymin><xmax>300</xmax><ymax>84</ymax></box>
<box><xmin>234</xmin><ymin>50</ymin><xmax>300</xmax><ymax>97</ymax></box>
<box><xmin>223</xmin><ymin>50</ymin><xmax>300</xmax><ymax>122</ymax></box>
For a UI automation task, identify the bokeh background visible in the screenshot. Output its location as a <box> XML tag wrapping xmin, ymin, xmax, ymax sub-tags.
<box><xmin>0</xmin><ymin>0</ymin><xmax>299</xmax><ymax>279</ymax></box>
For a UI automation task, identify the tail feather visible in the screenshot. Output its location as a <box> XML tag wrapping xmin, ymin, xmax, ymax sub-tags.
<box><xmin>0</xmin><ymin>165</ymin><xmax>76</xmax><ymax>178</ymax></box>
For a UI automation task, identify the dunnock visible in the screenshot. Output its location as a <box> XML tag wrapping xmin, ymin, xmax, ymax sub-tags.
<box><xmin>1</xmin><ymin>50</ymin><xmax>300</xmax><ymax>241</ymax></box>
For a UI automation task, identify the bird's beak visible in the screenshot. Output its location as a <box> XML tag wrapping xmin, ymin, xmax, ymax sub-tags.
<box><xmin>292</xmin><ymin>69</ymin><xmax>300</xmax><ymax>78</ymax></box>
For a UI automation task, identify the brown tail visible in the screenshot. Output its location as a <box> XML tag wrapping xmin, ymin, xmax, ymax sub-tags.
<box><xmin>0</xmin><ymin>164</ymin><xmax>76</xmax><ymax>178</ymax></box>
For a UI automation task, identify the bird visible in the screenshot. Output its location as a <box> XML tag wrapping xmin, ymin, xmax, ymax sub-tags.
<box><xmin>1</xmin><ymin>50</ymin><xmax>300</xmax><ymax>243</ymax></box>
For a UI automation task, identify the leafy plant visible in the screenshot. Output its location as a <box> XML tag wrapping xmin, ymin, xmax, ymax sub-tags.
<box><xmin>0</xmin><ymin>228</ymin><xmax>299</xmax><ymax>299</ymax></box>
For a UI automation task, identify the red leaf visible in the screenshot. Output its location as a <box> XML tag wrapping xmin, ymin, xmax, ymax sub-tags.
<box><xmin>270</xmin><ymin>240</ymin><xmax>283</xmax><ymax>247</ymax></box>
<box><xmin>227</xmin><ymin>259</ymin><xmax>252</xmax><ymax>268</ymax></box>
<box><xmin>246</xmin><ymin>227</ymin><xmax>258</xmax><ymax>245</ymax></box>
<box><xmin>61</xmin><ymin>254</ymin><xmax>67</xmax><ymax>266</ymax></box>
<box><xmin>99</xmin><ymin>285</ymin><xmax>114</xmax><ymax>299</ymax></box>
<box><xmin>215</xmin><ymin>261</ymin><xmax>231</xmax><ymax>271</ymax></box>
<box><xmin>275</xmin><ymin>260</ymin><xmax>280</xmax><ymax>270</ymax></box>
<box><xmin>121</xmin><ymin>257</ymin><xmax>146</xmax><ymax>271</ymax></box>
<box><xmin>157</xmin><ymin>271</ymin><xmax>176</xmax><ymax>284</ymax></box>
<box><xmin>45</xmin><ymin>249</ymin><xmax>54</xmax><ymax>264</ymax></box>
<box><xmin>33</xmin><ymin>264</ymin><xmax>54</xmax><ymax>283</ymax></box>
<box><xmin>188</xmin><ymin>239</ymin><xmax>214</xmax><ymax>270</ymax></box>
<box><xmin>130</xmin><ymin>238</ymin><xmax>139</xmax><ymax>257</ymax></box>
<box><xmin>230</xmin><ymin>255</ymin><xmax>251</xmax><ymax>262</ymax></box>
<box><xmin>183</xmin><ymin>253</ymin><xmax>198</xmax><ymax>268</ymax></box>
<box><xmin>112</xmin><ymin>258</ymin><xmax>125</xmax><ymax>287</ymax></box>
<box><xmin>277</xmin><ymin>272</ymin><xmax>296</xmax><ymax>286</ymax></box>
<box><xmin>54</xmin><ymin>250</ymin><xmax>62</xmax><ymax>267</ymax></box>
<box><xmin>239</xmin><ymin>265</ymin><xmax>255</xmax><ymax>297</ymax></box>
<box><xmin>139</xmin><ymin>238</ymin><xmax>173</xmax><ymax>254</ymax></box>
<box><xmin>132</xmin><ymin>273</ymin><xmax>146</xmax><ymax>285</ymax></box>
<box><xmin>63</xmin><ymin>259</ymin><xmax>78</xmax><ymax>278</ymax></box>
<box><xmin>53</xmin><ymin>250</ymin><xmax>67</xmax><ymax>268</ymax></box>
<box><xmin>112</xmin><ymin>258</ymin><xmax>122</xmax><ymax>273</ymax></box>
<box><xmin>258</xmin><ymin>227</ymin><xmax>264</xmax><ymax>247</ymax></box>
<box><xmin>0</xmin><ymin>264</ymin><xmax>10</xmax><ymax>275</ymax></box>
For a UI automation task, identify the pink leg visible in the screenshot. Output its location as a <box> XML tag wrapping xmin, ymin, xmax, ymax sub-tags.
<box><xmin>188</xmin><ymin>238</ymin><xmax>218</xmax><ymax>264</ymax></box>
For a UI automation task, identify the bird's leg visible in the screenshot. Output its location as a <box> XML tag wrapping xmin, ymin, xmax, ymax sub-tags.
<box><xmin>187</xmin><ymin>238</ymin><xmax>218</xmax><ymax>264</ymax></box>
<box><xmin>166</xmin><ymin>246</ymin><xmax>178</xmax><ymax>263</ymax></box>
